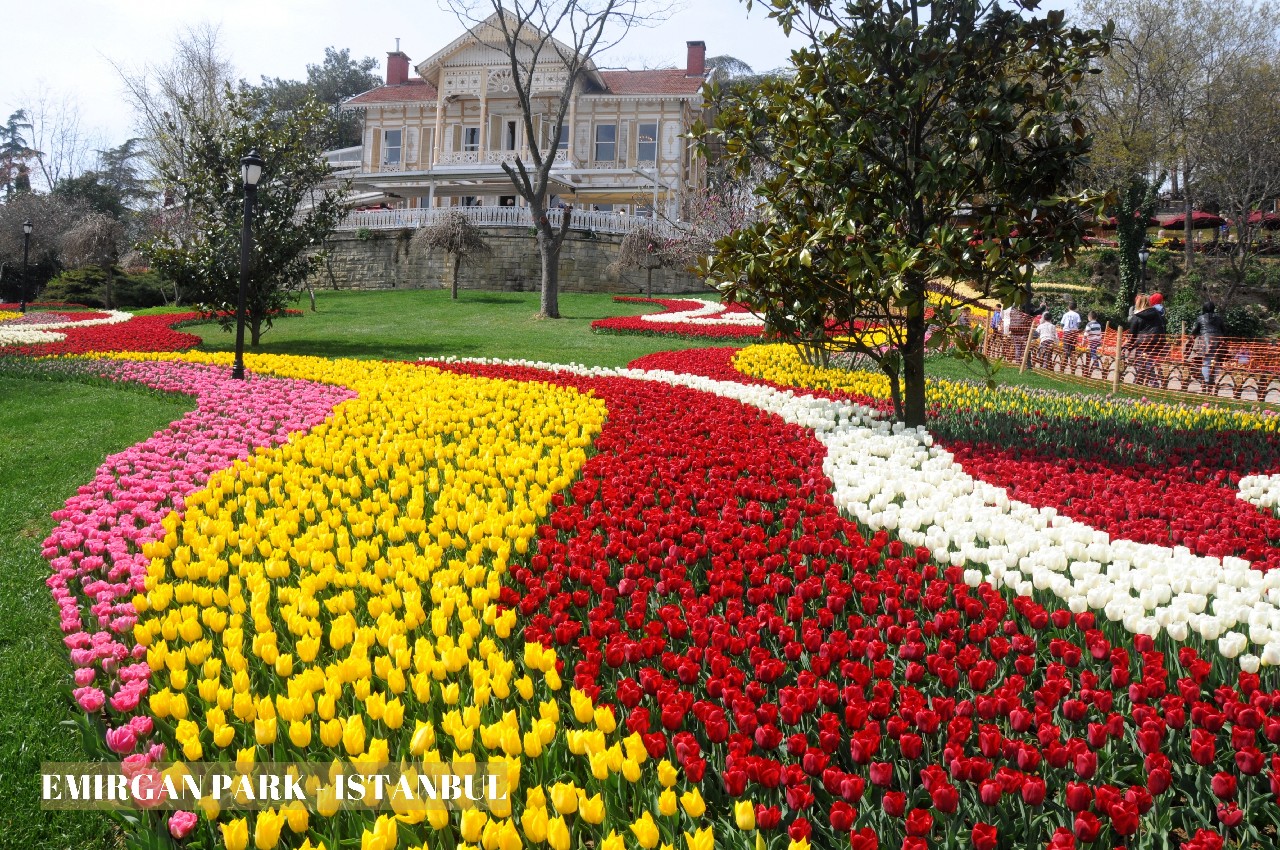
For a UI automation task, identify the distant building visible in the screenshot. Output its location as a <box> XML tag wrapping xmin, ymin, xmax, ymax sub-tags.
<box><xmin>329</xmin><ymin>15</ymin><xmax>712</xmax><ymax>219</ymax></box>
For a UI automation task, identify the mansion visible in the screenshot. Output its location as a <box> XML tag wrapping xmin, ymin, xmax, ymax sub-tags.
<box><xmin>328</xmin><ymin>15</ymin><xmax>714</xmax><ymax>221</ymax></box>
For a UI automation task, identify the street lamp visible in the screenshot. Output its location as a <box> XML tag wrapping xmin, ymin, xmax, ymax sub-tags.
<box><xmin>231</xmin><ymin>150</ymin><xmax>264</xmax><ymax>381</ymax></box>
<box><xmin>19</xmin><ymin>219</ymin><xmax>32</xmax><ymax>314</ymax></box>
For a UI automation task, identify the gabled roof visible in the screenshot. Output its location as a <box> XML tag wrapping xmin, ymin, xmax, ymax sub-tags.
<box><xmin>597</xmin><ymin>69</ymin><xmax>706</xmax><ymax>96</ymax></box>
<box><xmin>344</xmin><ymin>79</ymin><xmax>439</xmax><ymax>107</ymax></box>
<box><xmin>414</xmin><ymin>11</ymin><xmax>605</xmax><ymax>89</ymax></box>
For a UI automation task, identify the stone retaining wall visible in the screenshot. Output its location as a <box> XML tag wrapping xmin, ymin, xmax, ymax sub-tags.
<box><xmin>311</xmin><ymin>227</ymin><xmax>706</xmax><ymax>295</ymax></box>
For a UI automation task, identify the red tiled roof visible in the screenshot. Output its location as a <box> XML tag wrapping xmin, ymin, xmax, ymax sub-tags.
<box><xmin>345</xmin><ymin>79</ymin><xmax>439</xmax><ymax>106</ymax></box>
<box><xmin>597</xmin><ymin>69</ymin><xmax>707</xmax><ymax>95</ymax></box>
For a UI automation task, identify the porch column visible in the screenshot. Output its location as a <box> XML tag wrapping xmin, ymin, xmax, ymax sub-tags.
<box><xmin>479</xmin><ymin>69</ymin><xmax>490</xmax><ymax>162</ymax></box>
<box><xmin>433</xmin><ymin>96</ymin><xmax>445</xmax><ymax>166</ymax></box>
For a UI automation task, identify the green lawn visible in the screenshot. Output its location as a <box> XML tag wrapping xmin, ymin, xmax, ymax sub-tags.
<box><xmin>0</xmin><ymin>376</ymin><xmax>192</xmax><ymax>850</ymax></box>
<box><xmin>183</xmin><ymin>289</ymin><xmax>728</xmax><ymax>367</ymax></box>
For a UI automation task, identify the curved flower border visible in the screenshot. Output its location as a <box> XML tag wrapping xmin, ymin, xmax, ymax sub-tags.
<box><xmin>592</xmin><ymin>297</ymin><xmax>766</xmax><ymax>340</ymax></box>
<box><xmin>432</xmin><ymin>354</ymin><xmax>1280</xmax><ymax>668</ymax></box>
<box><xmin>0</xmin><ymin>309</ymin><xmax>133</xmax><ymax>345</ymax></box>
<box><xmin>42</xmin><ymin>357</ymin><xmax>355</xmax><ymax>756</ymax></box>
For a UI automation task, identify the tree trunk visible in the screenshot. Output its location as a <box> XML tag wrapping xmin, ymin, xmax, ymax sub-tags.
<box><xmin>903</xmin><ymin>292</ymin><xmax>928</xmax><ymax>427</ymax></box>
<box><xmin>452</xmin><ymin>254</ymin><xmax>460</xmax><ymax>300</ymax></box>
<box><xmin>104</xmin><ymin>267</ymin><xmax>114</xmax><ymax>310</ymax></box>
<box><xmin>250</xmin><ymin>315</ymin><xmax>262</xmax><ymax>347</ymax></box>
<box><xmin>537</xmin><ymin>228</ymin><xmax>561</xmax><ymax>319</ymax></box>
<box><xmin>1184</xmin><ymin>190</ymin><xmax>1194</xmax><ymax>272</ymax></box>
<box><xmin>646</xmin><ymin>265</ymin><xmax>653</xmax><ymax>298</ymax></box>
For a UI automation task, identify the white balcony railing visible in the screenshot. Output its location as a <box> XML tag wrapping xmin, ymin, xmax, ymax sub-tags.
<box><xmin>336</xmin><ymin>205</ymin><xmax>678</xmax><ymax>237</ymax></box>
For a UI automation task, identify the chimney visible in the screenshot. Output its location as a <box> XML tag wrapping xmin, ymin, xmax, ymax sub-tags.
<box><xmin>387</xmin><ymin>41</ymin><xmax>410</xmax><ymax>86</ymax></box>
<box><xmin>686</xmin><ymin>40</ymin><xmax>706</xmax><ymax>77</ymax></box>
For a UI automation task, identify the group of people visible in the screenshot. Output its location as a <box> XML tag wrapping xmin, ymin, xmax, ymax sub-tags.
<box><xmin>988</xmin><ymin>294</ymin><xmax>1230</xmax><ymax>392</ymax></box>
<box><xmin>991</xmin><ymin>301</ymin><xmax>1105</xmax><ymax>372</ymax></box>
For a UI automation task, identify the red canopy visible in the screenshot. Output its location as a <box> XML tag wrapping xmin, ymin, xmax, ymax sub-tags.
<box><xmin>1247</xmin><ymin>210</ymin><xmax>1280</xmax><ymax>230</ymax></box>
<box><xmin>1090</xmin><ymin>214</ymin><xmax>1159</xmax><ymax>230</ymax></box>
<box><xmin>1160</xmin><ymin>211</ymin><xmax>1226</xmax><ymax>229</ymax></box>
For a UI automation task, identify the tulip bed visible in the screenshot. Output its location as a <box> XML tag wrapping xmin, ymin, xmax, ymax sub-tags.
<box><xmin>591</xmin><ymin>298</ymin><xmax>765</xmax><ymax>340</ymax></box>
<box><xmin>31</xmin><ymin>341</ymin><xmax>1280</xmax><ymax>850</ymax></box>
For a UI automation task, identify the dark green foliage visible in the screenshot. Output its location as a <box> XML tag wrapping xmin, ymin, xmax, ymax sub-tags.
<box><xmin>704</xmin><ymin>0</ymin><xmax>1108</xmax><ymax>424</ymax></box>
<box><xmin>42</xmin><ymin>267</ymin><xmax>168</xmax><ymax>309</ymax></box>
<box><xmin>251</xmin><ymin>47</ymin><xmax>382</xmax><ymax>149</ymax></box>
<box><xmin>138</xmin><ymin>86</ymin><xmax>349</xmax><ymax>346</ymax></box>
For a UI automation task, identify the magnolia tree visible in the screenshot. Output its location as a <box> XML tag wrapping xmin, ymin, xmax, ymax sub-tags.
<box><xmin>139</xmin><ymin>87</ymin><xmax>349</xmax><ymax>345</ymax></box>
<box><xmin>705</xmin><ymin>0</ymin><xmax>1107</xmax><ymax>425</ymax></box>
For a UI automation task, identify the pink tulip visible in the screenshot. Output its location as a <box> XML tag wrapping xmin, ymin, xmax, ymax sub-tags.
<box><xmin>168</xmin><ymin>811</ymin><xmax>198</xmax><ymax>840</ymax></box>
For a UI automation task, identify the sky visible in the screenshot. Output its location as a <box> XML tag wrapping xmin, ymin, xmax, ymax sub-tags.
<box><xmin>1</xmin><ymin>0</ymin><xmax>1077</xmax><ymax>168</ymax></box>
<box><xmin>0</xmin><ymin>0</ymin><xmax>809</xmax><ymax>157</ymax></box>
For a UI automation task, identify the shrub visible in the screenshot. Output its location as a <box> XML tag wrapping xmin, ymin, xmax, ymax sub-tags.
<box><xmin>42</xmin><ymin>267</ymin><xmax>169</xmax><ymax>309</ymax></box>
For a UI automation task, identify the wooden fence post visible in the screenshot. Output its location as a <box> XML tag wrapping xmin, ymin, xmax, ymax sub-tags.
<box><xmin>1113</xmin><ymin>326</ymin><xmax>1124</xmax><ymax>393</ymax></box>
<box><xmin>1019</xmin><ymin>321</ymin><xmax>1037</xmax><ymax>374</ymax></box>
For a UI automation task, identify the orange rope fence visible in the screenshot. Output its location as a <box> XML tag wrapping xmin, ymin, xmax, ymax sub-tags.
<box><xmin>982</xmin><ymin>326</ymin><xmax>1280</xmax><ymax>405</ymax></box>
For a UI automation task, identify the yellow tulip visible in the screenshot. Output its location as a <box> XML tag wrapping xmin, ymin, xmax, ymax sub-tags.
<box><xmin>657</xmin><ymin>760</ymin><xmax>678</xmax><ymax>787</ymax></box>
<box><xmin>735</xmin><ymin>800</ymin><xmax>756</xmax><ymax>830</ymax></box>
<box><xmin>547</xmin><ymin>816</ymin><xmax>570</xmax><ymax>850</ymax></box>
<box><xmin>253</xmin><ymin>809</ymin><xmax>281</xmax><ymax>844</ymax></box>
<box><xmin>550</xmin><ymin>782</ymin><xmax>578</xmax><ymax>815</ymax></box>
<box><xmin>284</xmin><ymin>801</ymin><xmax>309</xmax><ymax>833</ymax></box>
<box><xmin>601</xmin><ymin>832</ymin><xmax>625</xmax><ymax>850</ymax></box>
<box><xmin>788</xmin><ymin>839</ymin><xmax>810</xmax><ymax>850</ymax></box>
<box><xmin>222</xmin><ymin>817</ymin><xmax>249</xmax><ymax>850</ymax></box>
<box><xmin>684</xmin><ymin>828</ymin><xmax>714</xmax><ymax>850</ymax></box>
<box><xmin>343</xmin><ymin>715</ymin><xmax>366</xmax><ymax>756</ymax></box>
<box><xmin>622</xmin><ymin>758</ymin><xmax>642</xmax><ymax>783</ymax></box>
<box><xmin>521</xmin><ymin>805</ymin><xmax>548</xmax><ymax>843</ymax></box>
<box><xmin>680</xmin><ymin>788</ymin><xmax>706</xmax><ymax>818</ymax></box>
<box><xmin>288</xmin><ymin>720</ymin><xmax>312</xmax><ymax>748</ymax></box>
<box><xmin>254</xmin><ymin>717</ymin><xmax>277</xmax><ymax>746</ymax></box>
<box><xmin>570</xmin><ymin>688</ymin><xmax>594</xmax><ymax>723</ymax></box>
<box><xmin>494</xmin><ymin>818</ymin><xmax>523</xmax><ymax>850</ymax></box>
<box><xmin>460</xmin><ymin>809</ymin><xmax>488</xmax><ymax>843</ymax></box>
<box><xmin>319</xmin><ymin>718</ymin><xmax>342</xmax><ymax>748</ymax></box>
<box><xmin>593</xmin><ymin>706</ymin><xmax>616</xmax><ymax>734</ymax></box>
<box><xmin>630</xmin><ymin>812</ymin><xmax>660</xmax><ymax>849</ymax></box>
<box><xmin>658</xmin><ymin>789</ymin><xmax>678</xmax><ymax>817</ymax></box>
<box><xmin>410</xmin><ymin>720</ymin><xmax>435</xmax><ymax>755</ymax></box>
<box><xmin>579</xmin><ymin>793</ymin><xmax>605</xmax><ymax>824</ymax></box>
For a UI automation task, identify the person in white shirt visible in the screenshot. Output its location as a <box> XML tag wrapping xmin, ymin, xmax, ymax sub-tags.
<box><xmin>1060</xmin><ymin>301</ymin><xmax>1082</xmax><ymax>362</ymax></box>
<box><xmin>1036</xmin><ymin>313</ymin><xmax>1059</xmax><ymax>368</ymax></box>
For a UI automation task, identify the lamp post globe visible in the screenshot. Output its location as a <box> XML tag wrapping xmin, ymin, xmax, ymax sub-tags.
<box><xmin>231</xmin><ymin>150</ymin><xmax>264</xmax><ymax>380</ymax></box>
<box><xmin>19</xmin><ymin>219</ymin><xmax>32</xmax><ymax>314</ymax></box>
<box><xmin>1138</xmin><ymin>242</ymin><xmax>1151</xmax><ymax>283</ymax></box>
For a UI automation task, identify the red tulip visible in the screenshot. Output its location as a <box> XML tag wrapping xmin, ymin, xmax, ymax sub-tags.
<box><xmin>1073</xmin><ymin>811</ymin><xmax>1101</xmax><ymax>843</ymax></box>
<box><xmin>971</xmin><ymin>823</ymin><xmax>999</xmax><ymax>850</ymax></box>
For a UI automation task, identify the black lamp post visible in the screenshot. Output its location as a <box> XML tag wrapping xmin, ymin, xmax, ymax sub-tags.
<box><xmin>19</xmin><ymin>219</ymin><xmax>32</xmax><ymax>314</ymax></box>
<box><xmin>231</xmin><ymin>150</ymin><xmax>264</xmax><ymax>380</ymax></box>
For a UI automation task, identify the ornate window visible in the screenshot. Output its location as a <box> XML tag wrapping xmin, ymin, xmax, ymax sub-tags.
<box><xmin>594</xmin><ymin>124</ymin><xmax>616</xmax><ymax>162</ymax></box>
<box><xmin>383</xmin><ymin>130</ymin><xmax>402</xmax><ymax>165</ymax></box>
<box><xmin>637</xmin><ymin>122</ymin><xmax>658</xmax><ymax>162</ymax></box>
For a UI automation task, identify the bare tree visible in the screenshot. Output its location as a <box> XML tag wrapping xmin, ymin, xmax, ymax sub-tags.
<box><xmin>442</xmin><ymin>0</ymin><xmax>676</xmax><ymax>317</ymax></box>
<box><xmin>61</xmin><ymin>213</ymin><xmax>125</xmax><ymax>308</ymax></box>
<box><xmin>610</xmin><ymin>220</ymin><xmax>678</xmax><ymax>297</ymax></box>
<box><xmin>1193</xmin><ymin>64</ymin><xmax>1280</xmax><ymax>304</ymax></box>
<box><xmin>19</xmin><ymin>85</ymin><xmax>99</xmax><ymax>191</ymax></box>
<box><xmin>108</xmin><ymin>22</ymin><xmax>236</xmax><ymax>185</ymax></box>
<box><xmin>413</xmin><ymin>211</ymin><xmax>493</xmax><ymax>298</ymax></box>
